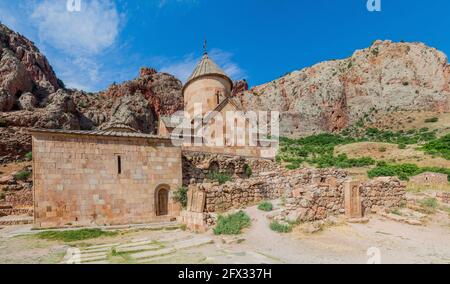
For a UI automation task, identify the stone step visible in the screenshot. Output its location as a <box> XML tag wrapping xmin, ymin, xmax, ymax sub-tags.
<box><xmin>80</xmin><ymin>247</ymin><xmax>112</xmax><ymax>254</ymax></box>
<box><xmin>80</xmin><ymin>252</ymin><xmax>108</xmax><ymax>259</ymax></box>
<box><xmin>172</xmin><ymin>237</ymin><xmax>214</xmax><ymax>250</ymax></box>
<box><xmin>80</xmin><ymin>254</ymin><xmax>109</xmax><ymax>263</ymax></box>
<box><xmin>116</xmin><ymin>240</ymin><xmax>156</xmax><ymax>249</ymax></box>
<box><xmin>130</xmin><ymin>248</ymin><xmax>176</xmax><ymax>260</ymax></box>
<box><xmin>115</xmin><ymin>244</ymin><xmax>161</xmax><ymax>254</ymax></box>
<box><xmin>0</xmin><ymin>215</ymin><xmax>33</xmax><ymax>226</ymax></box>
<box><xmin>83</xmin><ymin>243</ymin><xmax>120</xmax><ymax>250</ymax></box>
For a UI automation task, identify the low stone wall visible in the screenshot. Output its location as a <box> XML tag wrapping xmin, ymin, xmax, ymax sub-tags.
<box><xmin>360</xmin><ymin>177</ymin><xmax>407</xmax><ymax>212</ymax></box>
<box><xmin>183</xmin><ymin>167</ymin><xmax>407</xmax><ymax>228</ymax></box>
<box><xmin>181</xmin><ymin>152</ymin><xmax>276</xmax><ymax>186</ymax></box>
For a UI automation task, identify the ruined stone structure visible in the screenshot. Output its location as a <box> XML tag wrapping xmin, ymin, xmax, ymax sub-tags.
<box><xmin>410</xmin><ymin>172</ymin><xmax>448</xmax><ymax>185</ymax></box>
<box><xmin>30</xmin><ymin>128</ymin><xmax>182</xmax><ymax>228</ymax></box>
<box><xmin>182</xmin><ymin>168</ymin><xmax>407</xmax><ymax>231</ymax></box>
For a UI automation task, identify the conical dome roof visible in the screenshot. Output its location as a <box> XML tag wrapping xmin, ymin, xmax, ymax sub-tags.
<box><xmin>183</xmin><ymin>52</ymin><xmax>233</xmax><ymax>90</ymax></box>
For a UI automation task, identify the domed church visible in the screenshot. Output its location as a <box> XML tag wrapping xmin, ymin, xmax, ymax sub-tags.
<box><xmin>159</xmin><ymin>48</ymin><xmax>276</xmax><ymax>159</ymax></box>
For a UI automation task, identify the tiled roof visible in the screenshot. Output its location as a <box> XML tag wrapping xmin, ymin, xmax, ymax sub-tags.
<box><xmin>184</xmin><ymin>53</ymin><xmax>233</xmax><ymax>90</ymax></box>
<box><xmin>99</xmin><ymin>122</ymin><xmax>139</xmax><ymax>133</ymax></box>
<box><xmin>28</xmin><ymin>128</ymin><xmax>172</xmax><ymax>141</ymax></box>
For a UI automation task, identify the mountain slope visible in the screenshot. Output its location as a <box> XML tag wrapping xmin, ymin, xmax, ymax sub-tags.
<box><xmin>0</xmin><ymin>24</ymin><xmax>183</xmax><ymax>162</ymax></box>
<box><xmin>235</xmin><ymin>40</ymin><xmax>450</xmax><ymax>136</ymax></box>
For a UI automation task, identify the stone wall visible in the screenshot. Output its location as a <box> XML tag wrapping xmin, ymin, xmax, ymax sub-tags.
<box><xmin>410</xmin><ymin>172</ymin><xmax>448</xmax><ymax>185</ymax></box>
<box><xmin>181</xmin><ymin>152</ymin><xmax>277</xmax><ymax>186</ymax></box>
<box><xmin>32</xmin><ymin>132</ymin><xmax>183</xmax><ymax>228</ymax></box>
<box><xmin>183</xmin><ymin>167</ymin><xmax>406</xmax><ymax>228</ymax></box>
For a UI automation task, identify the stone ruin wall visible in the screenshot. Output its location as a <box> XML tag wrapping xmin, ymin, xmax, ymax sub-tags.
<box><xmin>181</xmin><ymin>155</ymin><xmax>407</xmax><ymax>230</ymax></box>
<box><xmin>182</xmin><ymin>152</ymin><xmax>277</xmax><ymax>186</ymax></box>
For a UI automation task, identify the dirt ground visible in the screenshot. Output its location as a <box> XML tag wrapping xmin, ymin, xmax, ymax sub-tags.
<box><xmin>1</xmin><ymin>200</ymin><xmax>449</xmax><ymax>264</ymax></box>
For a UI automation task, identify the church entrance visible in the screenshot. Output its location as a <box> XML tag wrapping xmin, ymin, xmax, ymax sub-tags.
<box><xmin>156</xmin><ymin>187</ymin><xmax>169</xmax><ymax>216</ymax></box>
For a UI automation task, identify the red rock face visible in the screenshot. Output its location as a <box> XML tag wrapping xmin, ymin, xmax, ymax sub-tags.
<box><xmin>240</xmin><ymin>40</ymin><xmax>450</xmax><ymax>136</ymax></box>
<box><xmin>231</xmin><ymin>79</ymin><xmax>249</xmax><ymax>97</ymax></box>
<box><xmin>99</xmin><ymin>69</ymin><xmax>183</xmax><ymax>117</ymax></box>
<box><xmin>0</xmin><ymin>24</ymin><xmax>60</xmax><ymax>96</ymax></box>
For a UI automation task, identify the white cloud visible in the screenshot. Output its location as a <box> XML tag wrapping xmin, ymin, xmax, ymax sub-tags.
<box><xmin>160</xmin><ymin>49</ymin><xmax>246</xmax><ymax>83</ymax></box>
<box><xmin>26</xmin><ymin>0</ymin><xmax>124</xmax><ymax>91</ymax></box>
<box><xmin>31</xmin><ymin>0</ymin><xmax>121</xmax><ymax>55</ymax></box>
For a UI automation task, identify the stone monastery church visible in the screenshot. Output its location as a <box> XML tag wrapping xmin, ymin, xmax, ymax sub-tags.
<box><xmin>29</xmin><ymin>50</ymin><xmax>275</xmax><ymax>228</ymax></box>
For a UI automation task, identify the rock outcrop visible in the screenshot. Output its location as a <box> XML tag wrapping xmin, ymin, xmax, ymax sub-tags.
<box><xmin>0</xmin><ymin>24</ymin><xmax>183</xmax><ymax>163</ymax></box>
<box><xmin>235</xmin><ymin>40</ymin><xmax>450</xmax><ymax>136</ymax></box>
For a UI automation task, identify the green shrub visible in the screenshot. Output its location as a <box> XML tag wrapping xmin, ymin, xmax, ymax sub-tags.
<box><xmin>36</xmin><ymin>229</ymin><xmax>118</xmax><ymax>242</ymax></box>
<box><xmin>244</xmin><ymin>164</ymin><xmax>253</xmax><ymax>177</ymax></box>
<box><xmin>378</xmin><ymin>146</ymin><xmax>387</xmax><ymax>153</ymax></box>
<box><xmin>270</xmin><ymin>221</ymin><xmax>292</xmax><ymax>233</ymax></box>
<box><xmin>173</xmin><ymin>186</ymin><xmax>188</xmax><ymax>209</ymax></box>
<box><xmin>422</xmin><ymin>134</ymin><xmax>450</xmax><ymax>160</ymax></box>
<box><xmin>368</xmin><ymin>163</ymin><xmax>450</xmax><ymax>182</ymax></box>
<box><xmin>14</xmin><ymin>170</ymin><xmax>31</xmax><ymax>181</ymax></box>
<box><xmin>25</xmin><ymin>152</ymin><xmax>32</xmax><ymax>161</ymax></box>
<box><xmin>398</xmin><ymin>144</ymin><xmax>407</xmax><ymax>150</ymax></box>
<box><xmin>419</xmin><ymin>198</ymin><xmax>438</xmax><ymax>209</ymax></box>
<box><xmin>213</xmin><ymin>211</ymin><xmax>251</xmax><ymax>235</ymax></box>
<box><xmin>208</xmin><ymin>171</ymin><xmax>232</xmax><ymax>185</ymax></box>
<box><xmin>258</xmin><ymin>201</ymin><xmax>273</xmax><ymax>212</ymax></box>
<box><xmin>0</xmin><ymin>192</ymin><xmax>5</xmax><ymax>200</ymax></box>
<box><xmin>425</xmin><ymin>117</ymin><xmax>439</xmax><ymax>123</ymax></box>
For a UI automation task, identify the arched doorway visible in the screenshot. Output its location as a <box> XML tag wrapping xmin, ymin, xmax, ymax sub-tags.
<box><xmin>155</xmin><ymin>186</ymin><xmax>170</xmax><ymax>216</ymax></box>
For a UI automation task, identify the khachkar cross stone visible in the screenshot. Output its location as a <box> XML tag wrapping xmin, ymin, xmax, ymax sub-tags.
<box><xmin>344</xmin><ymin>180</ymin><xmax>363</xmax><ymax>219</ymax></box>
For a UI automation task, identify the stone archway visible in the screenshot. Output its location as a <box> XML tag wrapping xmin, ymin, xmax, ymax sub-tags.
<box><xmin>155</xmin><ymin>185</ymin><xmax>170</xmax><ymax>216</ymax></box>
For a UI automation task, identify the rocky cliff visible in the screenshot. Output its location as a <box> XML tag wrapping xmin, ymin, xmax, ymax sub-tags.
<box><xmin>1</xmin><ymin>21</ymin><xmax>450</xmax><ymax>161</ymax></box>
<box><xmin>0</xmin><ymin>24</ymin><xmax>183</xmax><ymax>162</ymax></box>
<box><xmin>235</xmin><ymin>40</ymin><xmax>450</xmax><ymax>136</ymax></box>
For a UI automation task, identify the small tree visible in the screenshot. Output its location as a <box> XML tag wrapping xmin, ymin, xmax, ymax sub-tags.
<box><xmin>173</xmin><ymin>186</ymin><xmax>188</xmax><ymax>209</ymax></box>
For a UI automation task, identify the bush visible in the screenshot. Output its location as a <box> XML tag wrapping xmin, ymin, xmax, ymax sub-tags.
<box><xmin>14</xmin><ymin>170</ymin><xmax>31</xmax><ymax>181</ymax></box>
<box><xmin>257</xmin><ymin>201</ymin><xmax>273</xmax><ymax>212</ymax></box>
<box><xmin>270</xmin><ymin>221</ymin><xmax>292</xmax><ymax>233</ymax></box>
<box><xmin>244</xmin><ymin>164</ymin><xmax>253</xmax><ymax>177</ymax></box>
<box><xmin>213</xmin><ymin>211</ymin><xmax>251</xmax><ymax>235</ymax></box>
<box><xmin>173</xmin><ymin>186</ymin><xmax>188</xmax><ymax>209</ymax></box>
<box><xmin>368</xmin><ymin>163</ymin><xmax>450</xmax><ymax>182</ymax></box>
<box><xmin>419</xmin><ymin>198</ymin><xmax>438</xmax><ymax>209</ymax></box>
<box><xmin>208</xmin><ymin>171</ymin><xmax>232</xmax><ymax>185</ymax></box>
<box><xmin>398</xmin><ymin>144</ymin><xmax>407</xmax><ymax>150</ymax></box>
<box><xmin>25</xmin><ymin>152</ymin><xmax>32</xmax><ymax>161</ymax></box>
<box><xmin>36</xmin><ymin>229</ymin><xmax>117</xmax><ymax>242</ymax></box>
<box><xmin>422</xmin><ymin>134</ymin><xmax>450</xmax><ymax>160</ymax></box>
<box><xmin>0</xmin><ymin>192</ymin><xmax>5</xmax><ymax>200</ymax></box>
<box><xmin>425</xmin><ymin>117</ymin><xmax>439</xmax><ymax>123</ymax></box>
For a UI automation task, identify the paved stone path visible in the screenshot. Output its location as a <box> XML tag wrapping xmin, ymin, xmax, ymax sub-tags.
<box><xmin>65</xmin><ymin>234</ymin><xmax>214</xmax><ymax>264</ymax></box>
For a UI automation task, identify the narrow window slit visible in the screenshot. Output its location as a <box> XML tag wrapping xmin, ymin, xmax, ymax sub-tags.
<box><xmin>118</xmin><ymin>155</ymin><xmax>122</xmax><ymax>175</ymax></box>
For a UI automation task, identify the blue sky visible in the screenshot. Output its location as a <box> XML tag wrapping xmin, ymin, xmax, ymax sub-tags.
<box><xmin>1</xmin><ymin>0</ymin><xmax>450</xmax><ymax>92</ymax></box>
